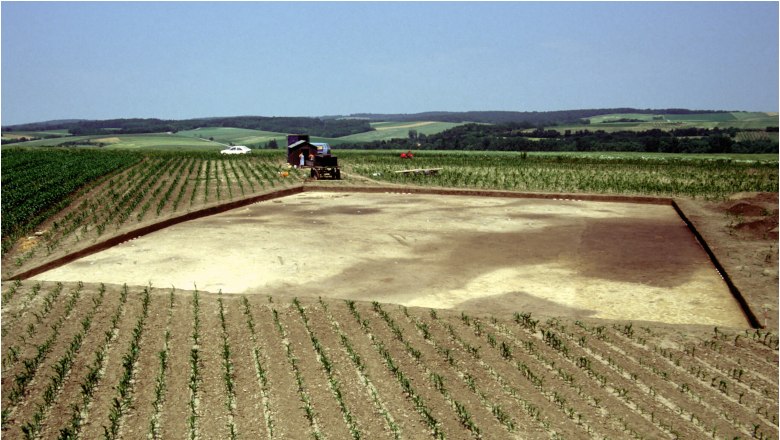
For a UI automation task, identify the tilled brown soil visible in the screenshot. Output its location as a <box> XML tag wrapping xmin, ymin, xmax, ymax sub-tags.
<box><xmin>1</xmin><ymin>282</ymin><xmax>777</xmax><ymax>440</ymax></box>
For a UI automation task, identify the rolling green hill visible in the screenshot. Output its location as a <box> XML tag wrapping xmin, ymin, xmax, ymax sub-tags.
<box><xmin>2</xmin><ymin>133</ymin><xmax>221</xmax><ymax>151</ymax></box>
<box><xmin>177</xmin><ymin>127</ymin><xmax>288</xmax><ymax>147</ymax></box>
<box><xmin>550</xmin><ymin>111</ymin><xmax>778</xmax><ymax>133</ymax></box>
<box><xmin>3</xmin><ymin>112</ymin><xmax>776</xmax><ymax>152</ymax></box>
<box><xmin>1</xmin><ymin>121</ymin><xmax>466</xmax><ymax>151</ymax></box>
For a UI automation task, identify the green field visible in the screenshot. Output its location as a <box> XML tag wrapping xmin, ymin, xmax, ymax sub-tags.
<box><xmin>329</xmin><ymin>121</ymin><xmax>466</xmax><ymax>143</ymax></box>
<box><xmin>177</xmin><ymin>127</ymin><xmax>288</xmax><ymax>147</ymax></box>
<box><xmin>552</xmin><ymin>111</ymin><xmax>779</xmax><ymax>133</ymax></box>
<box><xmin>2</xmin><ymin>122</ymin><xmax>469</xmax><ymax>151</ymax></box>
<box><xmin>2</xmin><ymin>133</ymin><xmax>223</xmax><ymax>151</ymax></box>
<box><xmin>180</xmin><ymin>121</ymin><xmax>468</xmax><ymax>146</ymax></box>
<box><xmin>1</xmin><ymin>129</ymin><xmax>71</xmax><ymax>140</ymax></box>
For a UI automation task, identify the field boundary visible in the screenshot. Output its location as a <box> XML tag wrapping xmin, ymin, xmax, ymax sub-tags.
<box><xmin>6</xmin><ymin>184</ymin><xmax>759</xmax><ymax>328</ymax></box>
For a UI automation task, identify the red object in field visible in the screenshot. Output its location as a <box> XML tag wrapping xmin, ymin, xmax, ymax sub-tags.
<box><xmin>400</xmin><ymin>151</ymin><xmax>414</xmax><ymax>159</ymax></box>
<box><xmin>400</xmin><ymin>153</ymin><xmax>407</xmax><ymax>158</ymax></box>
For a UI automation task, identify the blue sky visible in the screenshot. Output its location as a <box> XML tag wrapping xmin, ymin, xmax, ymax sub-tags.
<box><xmin>2</xmin><ymin>1</ymin><xmax>778</xmax><ymax>125</ymax></box>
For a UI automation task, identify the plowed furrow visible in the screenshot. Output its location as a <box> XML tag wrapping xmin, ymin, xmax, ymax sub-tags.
<box><xmin>2</xmin><ymin>285</ymin><xmax>93</xmax><ymax>434</ymax></box>
<box><xmin>529</xmin><ymin>322</ymin><xmax>719</xmax><ymax>439</ymax></box>
<box><xmin>158</xmin><ymin>288</ymin><xmax>192</xmax><ymax>439</ymax></box>
<box><xmin>196</xmin><ymin>294</ymin><xmax>232</xmax><ymax>439</ymax></box>
<box><xmin>597</xmin><ymin>327</ymin><xmax>777</xmax><ymax>437</ymax></box>
<box><xmin>285</xmin><ymin>303</ymin><xmax>354</xmax><ymax>439</ymax></box>
<box><xmin>2</xmin><ymin>282</ymin><xmax>62</xmax><ymax>352</ymax></box>
<box><xmin>355</xmin><ymin>301</ymin><xmax>486</xmax><ymax>439</ymax></box>
<box><xmin>251</xmin><ymin>304</ymin><xmax>313</xmax><ymax>439</ymax></box>
<box><xmin>117</xmin><ymin>291</ymin><xmax>171</xmax><ymax>439</ymax></box>
<box><xmin>306</xmin><ymin>301</ymin><xmax>397</xmax><ymax>439</ymax></box>
<box><xmin>385</xmin><ymin>305</ymin><xmax>522</xmax><ymax>439</ymax></box>
<box><xmin>3</xmin><ymin>282</ymin><xmax>70</xmax><ymax>375</ymax></box>
<box><xmin>224</xmin><ymin>297</ymin><xmax>269</xmax><ymax>439</ymax></box>
<box><xmin>418</xmin><ymin>311</ymin><xmax>580</xmax><ymax>439</ymax></box>
<box><xmin>36</xmin><ymin>285</ymin><xmax>121</xmax><ymax>439</ymax></box>
<box><xmin>78</xmin><ymin>288</ymin><xmax>146</xmax><ymax>439</ymax></box>
<box><xmin>329</xmin><ymin>302</ymin><xmax>438</xmax><ymax>439</ymax></box>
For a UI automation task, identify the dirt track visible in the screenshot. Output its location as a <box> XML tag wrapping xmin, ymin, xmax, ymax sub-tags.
<box><xmin>30</xmin><ymin>192</ymin><xmax>747</xmax><ymax>327</ymax></box>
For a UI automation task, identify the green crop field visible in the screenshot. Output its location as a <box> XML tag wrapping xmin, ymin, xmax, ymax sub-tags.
<box><xmin>330</xmin><ymin>121</ymin><xmax>467</xmax><ymax>144</ymax></box>
<box><xmin>1</xmin><ymin>130</ymin><xmax>71</xmax><ymax>140</ymax></box>
<box><xmin>3</xmin><ymin>122</ymin><xmax>466</xmax><ymax>151</ymax></box>
<box><xmin>177</xmin><ymin>127</ymin><xmax>289</xmax><ymax>147</ymax></box>
<box><xmin>552</xmin><ymin>111</ymin><xmax>779</xmax><ymax>133</ymax></box>
<box><xmin>342</xmin><ymin>150</ymin><xmax>778</xmax><ymax>198</ymax></box>
<box><xmin>3</xmin><ymin>133</ymin><xmax>223</xmax><ymax>151</ymax></box>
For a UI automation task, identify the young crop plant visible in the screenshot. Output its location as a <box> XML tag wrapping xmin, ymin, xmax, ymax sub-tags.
<box><xmin>3</xmin><ymin>282</ymin><xmax>84</xmax><ymax>428</ymax></box>
<box><xmin>272</xmin><ymin>306</ymin><xmax>323</xmax><ymax>439</ymax></box>
<box><xmin>136</xmin><ymin>177</ymin><xmax>168</xmax><ymax>221</ymax></box>
<box><xmin>19</xmin><ymin>284</ymin><xmax>105</xmax><ymax>440</ymax></box>
<box><xmin>155</xmin><ymin>157</ymin><xmax>188</xmax><ymax>216</ymax></box>
<box><xmin>203</xmin><ymin>160</ymin><xmax>212</xmax><ymax>203</ymax></box>
<box><xmin>292</xmin><ymin>298</ymin><xmax>362</xmax><ymax>440</ymax></box>
<box><xmin>1</xmin><ymin>279</ymin><xmax>23</xmax><ymax>304</ymax></box>
<box><xmin>317</xmin><ymin>298</ymin><xmax>401</xmax><ymax>440</ymax></box>
<box><xmin>170</xmin><ymin>157</ymin><xmax>195</xmax><ymax>212</ymax></box>
<box><xmin>214</xmin><ymin>161</ymin><xmax>223</xmax><ymax>201</ymax></box>
<box><xmin>58</xmin><ymin>284</ymin><xmax>128</xmax><ymax>440</ymax></box>
<box><xmin>227</xmin><ymin>159</ymin><xmax>246</xmax><ymax>197</ymax></box>
<box><xmin>217</xmin><ymin>292</ymin><xmax>238</xmax><ymax>439</ymax></box>
<box><xmin>241</xmin><ymin>296</ymin><xmax>274</xmax><ymax>438</ymax></box>
<box><xmin>148</xmin><ymin>287</ymin><xmax>175</xmax><ymax>439</ymax></box>
<box><xmin>234</xmin><ymin>160</ymin><xmax>256</xmax><ymax>192</ymax></box>
<box><xmin>1</xmin><ymin>149</ymin><xmax>140</xmax><ymax>255</ymax></box>
<box><xmin>404</xmin><ymin>308</ymin><xmax>519</xmax><ymax>434</ymax></box>
<box><xmin>188</xmin><ymin>288</ymin><xmax>202</xmax><ymax>440</ymax></box>
<box><xmin>348</xmin><ymin>302</ymin><xmax>444</xmax><ymax>439</ymax></box>
<box><xmin>219</xmin><ymin>159</ymin><xmax>234</xmax><ymax>200</ymax></box>
<box><xmin>102</xmin><ymin>285</ymin><xmax>151</xmax><ymax>440</ymax></box>
<box><xmin>189</xmin><ymin>159</ymin><xmax>205</xmax><ymax>207</ymax></box>
<box><xmin>111</xmin><ymin>157</ymin><xmax>171</xmax><ymax>227</ymax></box>
<box><xmin>4</xmin><ymin>282</ymin><xmax>63</xmax><ymax>368</ymax></box>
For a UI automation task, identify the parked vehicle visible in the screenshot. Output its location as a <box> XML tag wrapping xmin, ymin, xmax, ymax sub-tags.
<box><xmin>220</xmin><ymin>146</ymin><xmax>251</xmax><ymax>155</ymax></box>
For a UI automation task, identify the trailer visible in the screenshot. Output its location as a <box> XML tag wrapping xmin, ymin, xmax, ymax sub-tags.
<box><xmin>286</xmin><ymin>134</ymin><xmax>341</xmax><ymax>180</ymax></box>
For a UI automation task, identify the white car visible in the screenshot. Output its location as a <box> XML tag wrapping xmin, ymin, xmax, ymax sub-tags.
<box><xmin>220</xmin><ymin>146</ymin><xmax>251</xmax><ymax>155</ymax></box>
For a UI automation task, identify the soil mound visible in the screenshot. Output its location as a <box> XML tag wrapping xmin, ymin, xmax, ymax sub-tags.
<box><xmin>726</xmin><ymin>201</ymin><xmax>767</xmax><ymax>217</ymax></box>
<box><xmin>721</xmin><ymin>192</ymin><xmax>779</xmax><ymax>240</ymax></box>
<box><xmin>735</xmin><ymin>217</ymin><xmax>780</xmax><ymax>240</ymax></box>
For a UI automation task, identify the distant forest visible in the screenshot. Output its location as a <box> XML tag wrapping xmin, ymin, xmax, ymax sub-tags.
<box><xmin>346</xmin><ymin>108</ymin><xmax>730</xmax><ymax>125</ymax></box>
<box><xmin>5</xmin><ymin>108</ymin><xmax>733</xmax><ymax>136</ymax></box>
<box><xmin>338</xmin><ymin>123</ymin><xmax>778</xmax><ymax>154</ymax></box>
<box><xmin>4</xmin><ymin>116</ymin><xmax>374</xmax><ymax>138</ymax></box>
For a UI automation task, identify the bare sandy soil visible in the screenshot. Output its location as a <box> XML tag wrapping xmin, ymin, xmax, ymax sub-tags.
<box><xmin>31</xmin><ymin>192</ymin><xmax>747</xmax><ymax>327</ymax></box>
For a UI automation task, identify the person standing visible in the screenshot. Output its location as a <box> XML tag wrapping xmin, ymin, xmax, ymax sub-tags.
<box><xmin>299</xmin><ymin>152</ymin><xmax>304</xmax><ymax>168</ymax></box>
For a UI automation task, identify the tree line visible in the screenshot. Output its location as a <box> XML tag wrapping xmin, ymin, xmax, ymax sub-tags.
<box><xmin>338</xmin><ymin>123</ymin><xmax>778</xmax><ymax>154</ymax></box>
<box><xmin>4</xmin><ymin>116</ymin><xmax>374</xmax><ymax>138</ymax></box>
<box><xmin>346</xmin><ymin>108</ymin><xmax>730</xmax><ymax>125</ymax></box>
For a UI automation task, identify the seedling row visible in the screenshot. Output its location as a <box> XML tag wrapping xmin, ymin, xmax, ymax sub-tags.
<box><xmin>4</xmin><ymin>152</ymin><xmax>304</xmax><ymax>273</ymax></box>
<box><xmin>2</xmin><ymin>281</ymin><xmax>776</xmax><ymax>440</ymax></box>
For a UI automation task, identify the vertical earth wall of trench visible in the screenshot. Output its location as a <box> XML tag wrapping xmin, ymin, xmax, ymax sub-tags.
<box><xmin>670</xmin><ymin>201</ymin><xmax>761</xmax><ymax>328</ymax></box>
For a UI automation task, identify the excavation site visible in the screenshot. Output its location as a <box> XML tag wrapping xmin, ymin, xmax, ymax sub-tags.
<box><xmin>30</xmin><ymin>191</ymin><xmax>748</xmax><ymax>327</ymax></box>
